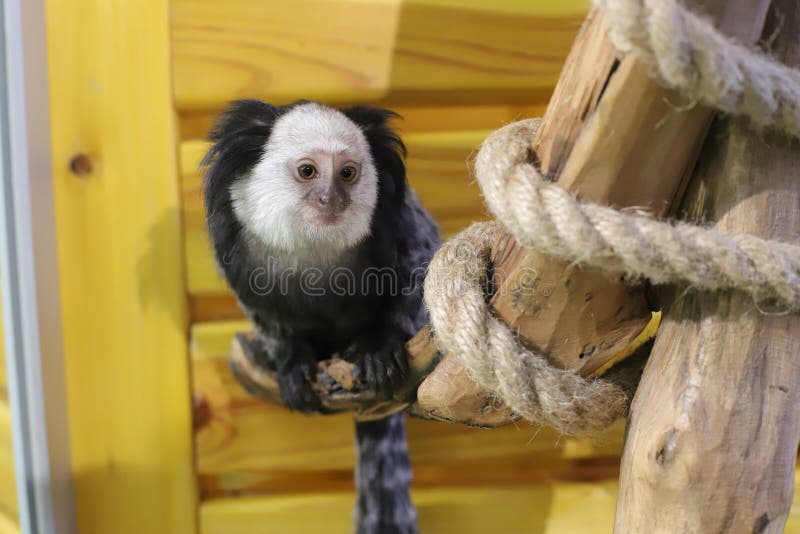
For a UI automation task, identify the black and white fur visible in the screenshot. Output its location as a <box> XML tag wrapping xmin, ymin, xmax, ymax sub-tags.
<box><xmin>202</xmin><ymin>99</ymin><xmax>440</xmax><ymax>534</ymax></box>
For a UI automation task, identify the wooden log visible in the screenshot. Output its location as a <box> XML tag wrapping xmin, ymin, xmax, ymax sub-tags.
<box><xmin>615</xmin><ymin>2</ymin><xmax>800</xmax><ymax>532</ymax></box>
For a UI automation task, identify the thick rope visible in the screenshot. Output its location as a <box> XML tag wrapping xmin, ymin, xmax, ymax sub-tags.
<box><xmin>423</xmin><ymin>0</ymin><xmax>800</xmax><ymax>435</ymax></box>
<box><xmin>478</xmin><ymin>119</ymin><xmax>800</xmax><ymax>308</ymax></box>
<box><xmin>597</xmin><ymin>0</ymin><xmax>800</xmax><ymax>138</ymax></box>
<box><xmin>424</xmin><ymin>222</ymin><xmax>630</xmax><ymax>436</ymax></box>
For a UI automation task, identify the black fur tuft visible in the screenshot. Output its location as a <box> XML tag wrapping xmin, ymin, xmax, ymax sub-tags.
<box><xmin>343</xmin><ymin>106</ymin><xmax>407</xmax><ymax>209</ymax></box>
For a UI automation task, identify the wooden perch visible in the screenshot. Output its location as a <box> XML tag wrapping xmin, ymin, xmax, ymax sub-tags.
<box><xmin>229</xmin><ymin>330</ymin><xmax>438</xmax><ymax>422</ymax></box>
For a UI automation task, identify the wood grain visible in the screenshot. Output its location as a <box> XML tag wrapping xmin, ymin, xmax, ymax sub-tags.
<box><xmin>179</xmin><ymin>103</ymin><xmax>548</xmax><ymax>140</ymax></box>
<box><xmin>0</xmin><ymin>406</ymin><xmax>17</xmax><ymax>534</ymax></box>
<box><xmin>181</xmin><ymin>129</ymin><xmax>494</xmax><ymax>297</ymax></box>
<box><xmin>45</xmin><ymin>0</ymin><xmax>196</xmax><ymax>532</ymax></box>
<box><xmin>616</xmin><ymin>2</ymin><xmax>800</xmax><ymax>532</ymax></box>
<box><xmin>200</xmin><ymin>481</ymin><xmax>620</xmax><ymax>534</ymax></box>
<box><xmin>198</xmin><ymin>455</ymin><xmax>623</xmax><ymax>499</ymax></box>
<box><xmin>196</xmin><ymin>468</ymin><xmax>800</xmax><ymax>534</ymax></box>
<box><xmin>172</xmin><ymin>0</ymin><xmax>587</xmax><ymax>110</ymax></box>
<box><xmin>0</xmin><ymin>285</ymin><xmax>16</xmax><ymax>532</ymax></box>
<box><xmin>193</xmin><ymin>320</ymin><xmax>626</xmax><ymax>487</ymax></box>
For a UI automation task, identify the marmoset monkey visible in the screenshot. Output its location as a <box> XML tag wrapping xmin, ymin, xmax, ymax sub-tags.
<box><xmin>202</xmin><ymin>100</ymin><xmax>440</xmax><ymax>534</ymax></box>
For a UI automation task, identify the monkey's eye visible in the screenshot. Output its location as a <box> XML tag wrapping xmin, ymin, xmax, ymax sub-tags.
<box><xmin>340</xmin><ymin>165</ymin><xmax>358</xmax><ymax>182</ymax></box>
<box><xmin>297</xmin><ymin>163</ymin><xmax>317</xmax><ymax>180</ymax></box>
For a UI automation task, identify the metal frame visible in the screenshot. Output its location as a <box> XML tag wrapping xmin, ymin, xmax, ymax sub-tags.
<box><xmin>0</xmin><ymin>0</ymin><xmax>76</xmax><ymax>532</ymax></box>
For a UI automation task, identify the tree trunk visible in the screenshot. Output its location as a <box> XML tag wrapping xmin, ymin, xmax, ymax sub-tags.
<box><xmin>615</xmin><ymin>2</ymin><xmax>800</xmax><ymax>532</ymax></box>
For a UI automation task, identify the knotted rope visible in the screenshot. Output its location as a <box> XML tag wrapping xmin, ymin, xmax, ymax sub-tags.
<box><xmin>423</xmin><ymin>0</ymin><xmax>800</xmax><ymax>435</ymax></box>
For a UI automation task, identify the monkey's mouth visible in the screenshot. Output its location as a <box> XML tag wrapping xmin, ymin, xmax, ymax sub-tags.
<box><xmin>309</xmin><ymin>211</ymin><xmax>343</xmax><ymax>226</ymax></box>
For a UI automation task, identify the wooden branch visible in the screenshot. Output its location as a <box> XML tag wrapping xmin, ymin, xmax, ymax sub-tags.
<box><xmin>615</xmin><ymin>2</ymin><xmax>800</xmax><ymax>531</ymax></box>
<box><xmin>229</xmin><ymin>333</ymin><xmax>409</xmax><ymax>421</ymax></box>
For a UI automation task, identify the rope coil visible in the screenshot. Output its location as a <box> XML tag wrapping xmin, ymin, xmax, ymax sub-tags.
<box><xmin>422</xmin><ymin>0</ymin><xmax>800</xmax><ymax>435</ymax></box>
<box><xmin>598</xmin><ymin>0</ymin><xmax>800</xmax><ymax>138</ymax></box>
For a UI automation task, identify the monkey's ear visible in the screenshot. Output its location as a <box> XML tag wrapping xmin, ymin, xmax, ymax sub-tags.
<box><xmin>201</xmin><ymin>99</ymin><xmax>281</xmax><ymax>191</ymax></box>
<box><xmin>206</xmin><ymin>99</ymin><xmax>280</xmax><ymax>144</ymax></box>
<box><xmin>342</xmin><ymin>106</ymin><xmax>407</xmax><ymax>207</ymax></box>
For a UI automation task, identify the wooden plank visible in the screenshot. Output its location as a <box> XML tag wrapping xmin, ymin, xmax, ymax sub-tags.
<box><xmin>181</xmin><ymin>129</ymin><xmax>494</xmax><ymax>297</ymax></box>
<box><xmin>192</xmin><ymin>320</ymin><xmax>625</xmax><ymax>492</ymax></box>
<box><xmin>45</xmin><ymin>1</ymin><xmax>196</xmax><ymax>533</ymax></box>
<box><xmin>197</xmin><ymin>455</ymin><xmax>622</xmax><ymax>499</ymax></box>
<box><xmin>0</xmin><ymin>287</ymin><xmax>17</xmax><ymax>530</ymax></box>
<box><xmin>179</xmin><ymin>103</ymin><xmax>548</xmax><ymax>140</ymax></box>
<box><xmin>0</xmin><ymin>286</ymin><xmax>5</xmax><ymax>402</ymax></box>
<box><xmin>616</xmin><ymin>3</ymin><xmax>800</xmax><ymax>531</ymax></box>
<box><xmin>0</xmin><ymin>513</ymin><xmax>19</xmax><ymax>534</ymax></box>
<box><xmin>199</xmin><ymin>482</ymin><xmax>619</xmax><ymax>534</ymax></box>
<box><xmin>172</xmin><ymin>0</ymin><xmax>588</xmax><ymax>110</ymax></box>
<box><xmin>0</xmin><ymin>404</ymin><xmax>16</xmax><ymax>531</ymax></box>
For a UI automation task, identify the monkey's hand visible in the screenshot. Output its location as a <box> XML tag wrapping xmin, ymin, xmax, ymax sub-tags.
<box><xmin>344</xmin><ymin>333</ymin><xmax>409</xmax><ymax>400</ymax></box>
<box><xmin>275</xmin><ymin>343</ymin><xmax>323</xmax><ymax>414</ymax></box>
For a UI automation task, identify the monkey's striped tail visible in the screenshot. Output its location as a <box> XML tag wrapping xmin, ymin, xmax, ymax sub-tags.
<box><xmin>354</xmin><ymin>413</ymin><xmax>418</xmax><ymax>534</ymax></box>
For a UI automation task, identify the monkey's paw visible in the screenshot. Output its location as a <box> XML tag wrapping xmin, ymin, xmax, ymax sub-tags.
<box><xmin>345</xmin><ymin>336</ymin><xmax>409</xmax><ymax>399</ymax></box>
<box><xmin>277</xmin><ymin>354</ymin><xmax>323</xmax><ymax>414</ymax></box>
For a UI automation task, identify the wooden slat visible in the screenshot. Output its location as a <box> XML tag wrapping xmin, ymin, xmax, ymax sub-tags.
<box><xmin>179</xmin><ymin>104</ymin><xmax>548</xmax><ymax>140</ymax></box>
<box><xmin>202</xmin><ymin>467</ymin><xmax>800</xmax><ymax>533</ymax></box>
<box><xmin>0</xmin><ymin>513</ymin><xmax>19</xmax><ymax>534</ymax></box>
<box><xmin>0</xmin><ymin>287</ymin><xmax>17</xmax><ymax>530</ymax></box>
<box><xmin>172</xmin><ymin>0</ymin><xmax>588</xmax><ymax>110</ymax></box>
<box><xmin>200</xmin><ymin>483</ymin><xmax>619</xmax><ymax>534</ymax></box>
<box><xmin>0</xmin><ymin>405</ymin><xmax>17</xmax><ymax>533</ymax></box>
<box><xmin>197</xmin><ymin>455</ymin><xmax>622</xmax><ymax>500</ymax></box>
<box><xmin>181</xmin><ymin>129</ymin><xmax>494</xmax><ymax>298</ymax></box>
<box><xmin>0</xmin><ymin>287</ymin><xmax>5</xmax><ymax>402</ymax></box>
<box><xmin>45</xmin><ymin>0</ymin><xmax>196</xmax><ymax>533</ymax></box>
<box><xmin>193</xmin><ymin>320</ymin><xmax>626</xmax><ymax>495</ymax></box>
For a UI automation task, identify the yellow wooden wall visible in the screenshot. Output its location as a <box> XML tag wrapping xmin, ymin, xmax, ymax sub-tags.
<box><xmin>41</xmin><ymin>0</ymin><xmax>800</xmax><ymax>532</ymax></box>
<box><xmin>46</xmin><ymin>0</ymin><xmax>196</xmax><ymax>533</ymax></box>
<box><xmin>0</xmin><ymin>286</ymin><xmax>19</xmax><ymax>534</ymax></box>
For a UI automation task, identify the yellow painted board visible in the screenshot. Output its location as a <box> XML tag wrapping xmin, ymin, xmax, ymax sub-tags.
<box><xmin>202</xmin><ymin>468</ymin><xmax>800</xmax><ymax>534</ymax></box>
<box><xmin>200</xmin><ymin>482</ymin><xmax>618</xmax><ymax>534</ymax></box>
<box><xmin>0</xmin><ymin>404</ymin><xmax>17</xmax><ymax>529</ymax></box>
<box><xmin>0</xmin><ymin>285</ymin><xmax>17</xmax><ymax>531</ymax></box>
<box><xmin>193</xmin><ymin>320</ymin><xmax>625</xmax><ymax>480</ymax></box>
<box><xmin>0</xmin><ymin>512</ymin><xmax>19</xmax><ymax>534</ymax></box>
<box><xmin>179</xmin><ymin>103</ymin><xmax>548</xmax><ymax>140</ymax></box>
<box><xmin>172</xmin><ymin>0</ymin><xmax>587</xmax><ymax>109</ymax></box>
<box><xmin>181</xmin><ymin>129</ymin><xmax>492</xmax><ymax>295</ymax></box>
<box><xmin>0</xmin><ymin>286</ymin><xmax>5</xmax><ymax>402</ymax></box>
<box><xmin>45</xmin><ymin>1</ymin><xmax>196</xmax><ymax>533</ymax></box>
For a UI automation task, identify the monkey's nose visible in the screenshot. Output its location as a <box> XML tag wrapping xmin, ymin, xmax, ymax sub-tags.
<box><xmin>317</xmin><ymin>193</ymin><xmax>330</xmax><ymax>207</ymax></box>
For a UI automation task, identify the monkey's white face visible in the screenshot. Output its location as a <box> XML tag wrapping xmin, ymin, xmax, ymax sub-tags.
<box><xmin>231</xmin><ymin>103</ymin><xmax>379</xmax><ymax>259</ymax></box>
